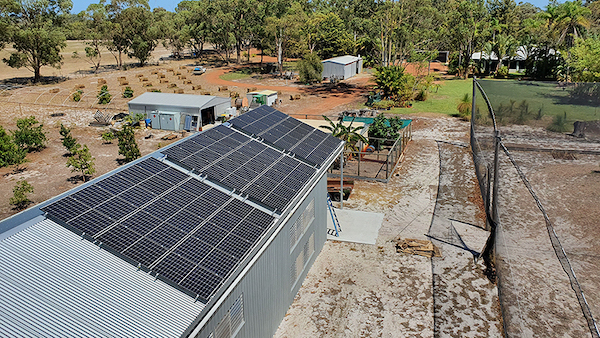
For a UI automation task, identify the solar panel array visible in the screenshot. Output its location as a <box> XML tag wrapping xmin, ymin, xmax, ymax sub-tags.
<box><xmin>161</xmin><ymin>125</ymin><xmax>315</xmax><ymax>212</ymax></box>
<box><xmin>41</xmin><ymin>157</ymin><xmax>274</xmax><ymax>302</ymax></box>
<box><xmin>229</xmin><ymin>106</ymin><xmax>342</xmax><ymax>167</ymax></box>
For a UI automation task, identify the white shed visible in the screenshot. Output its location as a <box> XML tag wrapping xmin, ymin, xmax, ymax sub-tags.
<box><xmin>128</xmin><ymin>92</ymin><xmax>231</xmax><ymax>131</ymax></box>
<box><xmin>321</xmin><ymin>55</ymin><xmax>363</xmax><ymax>80</ymax></box>
<box><xmin>246</xmin><ymin>90</ymin><xmax>278</xmax><ymax>107</ymax></box>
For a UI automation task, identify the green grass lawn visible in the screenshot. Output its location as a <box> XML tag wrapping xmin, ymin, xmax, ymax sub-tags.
<box><xmin>219</xmin><ymin>70</ymin><xmax>252</xmax><ymax>81</ymax></box>
<box><xmin>390</xmin><ymin>78</ymin><xmax>472</xmax><ymax>116</ymax></box>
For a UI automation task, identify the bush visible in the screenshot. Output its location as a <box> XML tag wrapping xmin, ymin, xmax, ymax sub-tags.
<box><xmin>547</xmin><ymin>112</ymin><xmax>568</xmax><ymax>133</ymax></box>
<box><xmin>97</xmin><ymin>85</ymin><xmax>112</xmax><ymax>104</ymax></box>
<box><xmin>0</xmin><ymin>126</ymin><xmax>27</xmax><ymax>167</ymax></box>
<box><xmin>67</xmin><ymin>144</ymin><xmax>96</xmax><ymax>182</ymax></box>
<box><xmin>372</xmin><ymin>100</ymin><xmax>395</xmax><ymax>110</ymax></box>
<box><xmin>12</xmin><ymin>116</ymin><xmax>46</xmax><ymax>152</ymax></box>
<box><xmin>60</xmin><ymin>123</ymin><xmax>79</xmax><ymax>154</ymax></box>
<box><xmin>298</xmin><ymin>52</ymin><xmax>323</xmax><ymax>84</ymax></box>
<box><xmin>495</xmin><ymin>66</ymin><xmax>509</xmax><ymax>78</ymax></box>
<box><xmin>457</xmin><ymin>93</ymin><xmax>471</xmax><ymax>120</ymax></box>
<box><xmin>373</xmin><ymin>66</ymin><xmax>415</xmax><ymax>104</ymax></box>
<box><xmin>10</xmin><ymin>179</ymin><xmax>33</xmax><ymax>210</ymax></box>
<box><xmin>414</xmin><ymin>89</ymin><xmax>428</xmax><ymax>101</ymax></box>
<box><xmin>122</xmin><ymin>86</ymin><xmax>134</xmax><ymax>98</ymax></box>
<box><xmin>101</xmin><ymin>131</ymin><xmax>115</xmax><ymax>143</ymax></box>
<box><xmin>72</xmin><ymin>89</ymin><xmax>83</xmax><ymax>102</ymax></box>
<box><xmin>116</xmin><ymin>124</ymin><xmax>140</xmax><ymax>163</ymax></box>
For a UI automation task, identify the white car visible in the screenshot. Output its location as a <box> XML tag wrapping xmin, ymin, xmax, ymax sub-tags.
<box><xmin>193</xmin><ymin>66</ymin><xmax>206</xmax><ymax>75</ymax></box>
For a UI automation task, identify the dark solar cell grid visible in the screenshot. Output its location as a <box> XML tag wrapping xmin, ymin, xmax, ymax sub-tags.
<box><xmin>97</xmin><ymin>225</ymin><xmax>141</xmax><ymax>253</ymax></box>
<box><xmin>120</xmin><ymin>213</ymin><xmax>157</xmax><ymax>234</ymax></box>
<box><xmin>263</xmin><ymin>195</ymin><xmax>287</xmax><ymax>212</ymax></box>
<box><xmin>211</xmin><ymin>211</ymin><xmax>243</xmax><ymax>232</ymax></box>
<box><xmin>136</xmin><ymin>157</ymin><xmax>170</xmax><ymax>173</ymax></box>
<box><xmin>244</xmin><ymin>185</ymin><xmax>270</xmax><ymax>203</ymax></box>
<box><xmin>228</xmin><ymin>131</ymin><xmax>250</xmax><ymax>143</ymax></box>
<box><xmin>224</xmin><ymin>199</ymin><xmax>256</xmax><ymax>218</ymax></box>
<box><xmin>221</xmin><ymin>176</ymin><xmax>251</xmax><ymax>192</ymax></box>
<box><xmin>94</xmin><ymin>197</ymin><xmax>136</xmax><ymax>221</ymax></box>
<box><xmin>42</xmin><ymin>197</ymin><xmax>89</xmax><ymax>223</ymax></box>
<box><xmin>70</xmin><ymin>184</ymin><xmax>113</xmax><ymax>207</ymax></box>
<box><xmin>246</xmin><ymin>209</ymin><xmax>274</xmax><ymax>229</ymax></box>
<box><xmin>199</xmin><ymin>249</ymin><xmax>238</xmax><ymax>278</ymax></box>
<box><xmin>179</xmin><ymin>178</ymin><xmax>211</xmax><ymax>196</ymax></box>
<box><xmin>202</xmin><ymin>128</ymin><xmax>226</xmax><ymax>141</ymax></box>
<box><xmin>146</xmin><ymin>224</ymin><xmax>186</xmax><ymax>249</ymax></box>
<box><xmin>209</xmin><ymin>141</ymin><xmax>235</xmax><ymax>155</ymax></box>
<box><xmin>67</xmin><ymin>209</ymin><xmax>112</xmax><ymax>236</ymax></box>
<box><xmin>162</xmin><ymin>187</ymin><xmax>197</xmax><ymax>206</ymax></box>
<box><xmin>184</xmin><ymin>201</ymin><xmax>218</xmax><ymax>220</ymax></box>
<box><xmin>273</xmin><ymin>138</ymin><xmax>295</xmax><ymax>150</ymax></box>
<box><xmin>179</xmin><ymin>139</ymin><xmax>204</xmax><ymax>154</ymax></box>
<box><xmin>193</xmin><ymin>222</ymin><xmax>229</xmax><ymax>247</ymax></box>
<box><xmin>202</xmin><ymin>189</ymin><xmax>231</xmax><ymax>206</ymax></box>
<box><xmin>174</xmin><ymin>237</ymin><xmax>212</xmax><ymax>263</ymax></box>
<box><xmin>235</xmin><ymin>222</ymin><xmax>267</xmax><ymax>244</ymax></box>
<box><xmin>160</xmin><ymin>167</ymin><xmax>189</xmax><ymax>183</ymax></box>
<box><xmin>117</xmin><ymin>165</ymin><xmax>153</xmax><ymax>182</ymax></box>
<box><xmin>193</xmin><ymin>149</ymin><xmax>221</xmax><ymax>164</ymax></box>
<box><xmin>216</xmin><ymin>234</ymin><xmax>253</xmax><ymax>260</ymax></box>
<box><xmin>180</xmin><ymin>267</ymin><xmax>223</xmax><ymax>301</ymax></box>
<box><xmin>180</xmin><ymin>157</ymin><xmax>210</xmax><ymax>172</ymax></box>
<box><xmin>141</xmin><ymin>176</ymin><xmax>172</xmax><ymax>194</ymax></box>
<box><xmin>153</xmin><ymin>253</ymin><xmax>197</xmax><ymax>284</ymax></box>
<box><xmin>143</xmin><ymin>199</ymin><xmax>181</xmax><ymax>220</ymax></box>
<box><xmin>229</xmin><ymin>166</ymin><xmax>256</xmax><ymax>181</ymax></box>
<box><xmin>254</xmin><ymin>176</ymin><xmax>279</xmax><ymax>191</ymax></box>
<box><xmin>203</xmin><ymin>166</ymin><xmax>229</xmax><ymax>182</ymax></box>
<box><xmin>124</xmin><ymin>238</ymin><xmax>167</xmax><ymax>267</ymax></box>
<box><xmin>189</xmin><ymin>134</ymin><xmax>215</xmax><ymax>148</ymax></box>
<box><xmin>214</xmin><ymin>158</ymin><xmax>238</xmax><ymax>172</ymax></box>
<box><xmin>166</xmin><ymin>210</ymin><xmax>203</xmax><ymax>232</ymax></box>
<box><xmin>118</xmin><ymin>185</ymin><xmax>157</xmax><ymax>207</ymax></box>
<box><xmin>264</xmin><ymin>167</ymin><xmax>287</xmax><ymax>182</ymax></box>
<box><xmin>96</xmin><ymin>174</ymin><xmax>132</xmax><ymax>195</ymax></box>
<box><xmin>219</xmin><ymin>137</ymin><xmax>241</xmax><ymax>148</ymax></box>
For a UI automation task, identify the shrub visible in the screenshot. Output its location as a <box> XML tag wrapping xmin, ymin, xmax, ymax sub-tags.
<box><xmin>151</xmin><ymin>89</ymin><xmax>161</xmax><ymax>93</ymax></box>
<box><xmin>122</xmin><ymin>86</ymin><xmax>134</xmax><ymax>98</ymax></box>
<box><xmin>547</xmin><ymin>112</ymin><xmax>568</xmax><ymax>132</ymax></box>
<box><xmin>367</xmin><ymin>113</ymin><xmax>404</xmax><ymax>150</ymax></box>
<box><xmin>373</xmin><ymin>66</ymin><xmax>415</xmax><ymax>104</ymax></box>
<box><xmin>67</xmin><ymin>144</ymin><xmax>96</xmax><ymax>182</ymax></box>
<box><xmin>60</xmin><ymin>123</ymin><xmax>79</xmax><ymax>154</ymax></box>
<box><xmin>414</xmin><ymin>89</ymin><xmax>428</xmax><ymax>101</ymax></box>
<box><xmin>72</xmin><ymin>89</ymin><xmax>83</xmax><ymax>102</ymax></box>
<box><xmin>0</xmin><ymin>126</ymin><xmax>26</xmax><ymax>167</ymax></box>
<box><xmin>116</xmin><ymin>124</ymin><xmax>140</xmax><ymax>163</ymax></box>
<box><xmin>495</xmin><ymin>66</ymin><xmax>509</xmax><ymax>78</ymax></box>
<box><xmin>9</xmin><ymin>179</ymin><xmax>33</xmax><ymax>210</ymax></box>
<box><xmin>298</xmin><ymin>52</ymin><xmax>323</xmax><ymax>84</ymax></box>
<box><xmin>12</xmin><ymin>116</ymin><xmax>46</xmax><ymax>152</ymax></box>
<box><xmin>372</xmin><ymin>100</ymin><xmax>395</xmax><ymax>110</ymax></box>
<box><xmin>97</xmin><ymin>85</ymin><xmax>112</xmax><ymax>104</ymax></box>
<box><xmin>457</xmin><ymin>94</ymin><xmax>472</xmax><ymax>120</ymax></box>
<box><xmin>101</xmin><ymin>131</ymin><xmax>115</xmax><ymax>143</ymax></box>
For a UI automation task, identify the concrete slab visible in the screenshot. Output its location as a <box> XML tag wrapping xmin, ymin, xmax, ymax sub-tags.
<box><xmin>326</xmin><ymin>207</ymin><xmax>384</xmax><ymax>245</ymax></box>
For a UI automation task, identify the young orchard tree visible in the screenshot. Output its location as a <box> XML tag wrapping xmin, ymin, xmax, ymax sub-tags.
<box><xmin>0</xmin><ymin>125</ymin><xmax>26</xmax><ymax>168</ymax></box>
<box><xmin>59</xmin><ymin>123</ymin><xmax>80</xmax><ymax>155</ymax></box>
<box><xmin>9</xmin><ymin>179</ymin><xmax>34</xmax><ymax>210</ymax></box>
<box><xmin>12</xmin><ymin>116</ymin><xmax>46</xmax><ymax>152</ymax></box>
<box><xmin>116</xmin><ymin>124</ymin><xmax>140</xmax><ymax>163</ymax></box>
<box><xmin>67</xmin><ymin>144</ymin><xmax>96</xmax><ymax>182</ymax></box>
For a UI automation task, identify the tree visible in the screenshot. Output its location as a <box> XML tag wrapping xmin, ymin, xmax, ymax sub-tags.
<box><xmin>321</xmin><ymin>116</ymin><xmax>368</xmax><ymax>153</ymax></box>
<box><xmin>124</xmin><ymin>6</ymin><xmax>160</xmax><ymax>65</ymax></box>
<box><xmin>493</xmin><ymin>34</ymin><xmax>517</xmax><ymax>72</ymax></box>
<box><xmin>67</xmin><ymin>144</ymin><xmax>96</xmax><ymax>182</ymax></box>
<box><xmin>80</xmin><ymin>3</ymin><xmax>111</xmax><ymax>73</ymax></box>
<box><xmin>12</xmin><ymin>116</ymin><xmax>46</xmax><ymax>152</ymax></box>
<box><xmin>9</xmin><ymin>179</ymin><xmax>34</xmax><ymax>210</ymax></box>
<box><xmin>122</xmin><ymin>86</ymin><xmax>134</xmax><ymax>98</ymax></box>
<box><xmin>305</xmin><ymin>12</ymin><xmax>352</xmax><ymax>60</ymax></box>
<box><xmin>569</xmin><ymin>36</ymin><xmax>600</xmax><ymax>82</ymax></box>
<box><xmin>177</xmin><ymin>0</ymin><xmax>212</xmax><ymax>58</ymax></box>
<box><xmin>60</xmin><ymin>123</ymin><xmax>79</xmax><ymax>154</ymax></box>
<box><xmin>554</xmin><ymin>0</ymin><xmax>591</xmax><ymax>49</ymax></box>
<box><xmin>373</xmin><ymin>66</ymin><xmax>415</xmax><ymax>104</ymax></box>
<box><xmin>266</xmin><ymin>0</ymin><xmax>306</xmax><ymax>74</ymax></box>
<box><xmin>298</xmin><ymin>53</ymin><xmax>323</xmax><ymax>84</ymax></box>
<box><xmin>0</xmin><ymin>126</ymin><xmax>26</xmax><ymax>167</ymax></box>
<box><xmin>2</xmin><ymin>0</ymin><xmax>72</xmax><ymax>82</ymax></box>
<box><xmin>97</xmin><ymin>85</ymin><xmax>112</xmax><ymax>104</ymax></box>
<box><xmin>116</xmin><ymin>124</ymin><xmax>140</xmax><ymax>163</ymax></box>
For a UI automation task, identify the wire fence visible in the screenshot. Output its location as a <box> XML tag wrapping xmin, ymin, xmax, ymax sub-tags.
<box><xmin>472</xmin><ymin>77</ymin><xmax>600</xmax><ymax>338</ymax></box>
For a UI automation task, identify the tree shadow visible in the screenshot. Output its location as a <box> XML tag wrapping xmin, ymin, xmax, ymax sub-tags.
<box><xmin>0</xmin><ymin>76</ymin><xmax>68</xmax><ymax>86</ymax></box>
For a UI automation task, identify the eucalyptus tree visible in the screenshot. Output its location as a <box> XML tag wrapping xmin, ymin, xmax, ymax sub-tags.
<box><xmin>2</xmin><ymin>0</ymin><xmax>72</xmax><ymax>82</ymax></box>
<box><xmin>176</xmin><ymin>0</ymin><xmax>212</xmax><ymax>58</ymax></box>
<box><xmin>266</xmin><ymin>0</ymin><xmax>306</xmax><ymax>74</ymax></box>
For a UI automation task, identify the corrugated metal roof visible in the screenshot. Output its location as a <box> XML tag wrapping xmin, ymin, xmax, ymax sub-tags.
<box><xmin>128</xmin><ymin>92</ymin><xmax>230</xmax><ymax>109</ymax></box>
<box><xmin>322</xmin><ymin>55</ymin><xmax>362</xmax><ymax>65</ymax></box>
<box><xmin>0</xmin><ymin>218</ymin><xmax>205</xmax><ymax>338</ymax></box>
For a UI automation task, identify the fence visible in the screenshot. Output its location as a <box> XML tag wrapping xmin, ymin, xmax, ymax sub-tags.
<box><xmin>328</xmin><ymin>122</ymin><xmax>412</xmax><ymax>182</ymax></box>
<box><xmin>471</xmin><ymin>77</ymin><xmax>600</xmax><ymax>338</ymax></box>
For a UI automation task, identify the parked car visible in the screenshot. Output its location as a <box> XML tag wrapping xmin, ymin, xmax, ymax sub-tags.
<box><xmin>193</xmin><ymin>66</ymin><xmax>206</xmax><ymax>75</ymax></box>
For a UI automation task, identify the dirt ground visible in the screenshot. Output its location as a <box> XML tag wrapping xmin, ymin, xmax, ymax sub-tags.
<box><xmin>492</xmin><ymin>127</ymin><xmax>600</xmax><ymax>338</ymax></box>
<box><xmin>275</xmin><ymin>116</ymin><xmax>503</xmax><ymax>337</ymax></box>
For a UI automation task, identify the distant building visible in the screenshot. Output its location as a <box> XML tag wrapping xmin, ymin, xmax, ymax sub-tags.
<box><xmin>322</xmin><ymin>55</ymin><xmax>363</xmax><ymax>81</ymax></box>
<box><xmin>128</xmin><ymin>92</ymin><xmax>232</xmax><ymax>131</ymax></box>
<box><xmin>246</xmin><ymin>90</ymin><xmax>278</xmax><ymax>107</ymax></box>
<box><xmin>0</xmin><ymin>106</ymin><xmax>344</xmax><ymax>338</ymax></box>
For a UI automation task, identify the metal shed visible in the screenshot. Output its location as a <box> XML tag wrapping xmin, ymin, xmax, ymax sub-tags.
<box><xmin>321</xmin><ymin>55</ymin><xmax>363</xmax><ymax>81</ymax></box>
<box><xmin>0</xmin><ymin>106</ymin><xmax>344</xmax><ymax>338</ymax></box>
<box><xmin>128</xmin><ymin>92</ymin><xmax>232</xmax><ymax>131</ymax></box>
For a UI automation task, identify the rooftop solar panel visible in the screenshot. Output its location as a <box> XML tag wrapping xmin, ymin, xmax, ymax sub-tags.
<box><xmin>41</xmin><ymin>157</ymin><xmax>276</xmax><ymax>303</ymax></box>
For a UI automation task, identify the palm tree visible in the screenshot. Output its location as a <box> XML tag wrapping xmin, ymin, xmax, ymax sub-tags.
<box><xmin>321</xmin><ymin>116</ymin><xmax>368</xmax><ymax>154</ymax></box>
<box><xmin>554</xmin><ymin>0</ymin><xmax>591</xmax><ymax>48</ymax></box>
<box><xmin>493</xmin><ymin>34</ymin><xmax>518</xmax><ymax>72</ymax></box>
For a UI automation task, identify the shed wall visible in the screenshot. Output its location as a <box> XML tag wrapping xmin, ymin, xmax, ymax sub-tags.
<box><xmin>193</xmin><ymin>175</ymin><xmax>328</xmax><ymax>338</ymax></box>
